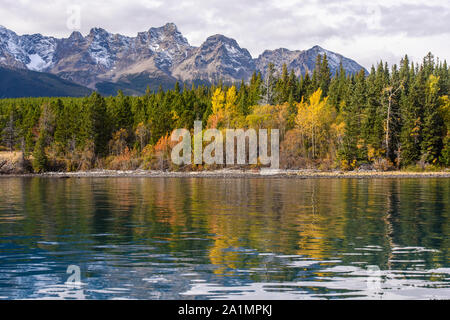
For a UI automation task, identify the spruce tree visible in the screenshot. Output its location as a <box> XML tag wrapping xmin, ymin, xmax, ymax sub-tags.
<box><xmin>110</xmin><ymin>90</ymin><xmax>132</xmax><ymax>132</ymax></box>
<box><xmin>32</xmin><ymin>132</ymin><xmax>48</xmax><ymax>173</ymax></box>
<box><xmin>441</xmin><ymin>135</ymin><xmax>450</xmax><ymax>166</ymax></box>
<box><xmin>82</xmin><ymin>92</ymin><xmax>110</xmax><ymax>156</ymax></box>
<box><xmin>340</xmin><ymin>70</ymin><xmax>367</xmax><ymax>164</ymax></box>
<box><xmin>1</xmin><ymin>107</ymin><xmax>17</xmax><ymax>151</ymax></box>
<box><xmin>319</xmin><ymin>54</ymin><xmax>331</xmax><ymax>95</ymax></box>
<box><xmin>421</xmin><ymin>75</ymin><xmax>443</xmax><ymax>163</ymax></box>
<box><xmin>237</xmin><ymin>80</ymin><xmax>249</xmax><ymax>115</ymax></box>
<box><xmin>400</xmin><ymin>68</ymin><xmax>425</xmax><ymax>166</ymax></box>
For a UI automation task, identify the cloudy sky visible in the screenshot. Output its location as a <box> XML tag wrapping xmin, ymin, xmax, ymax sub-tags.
<box><xmin>1</xmin><ymin>0</ymin><xmax>449</xmax><ymax>69</ymax></box>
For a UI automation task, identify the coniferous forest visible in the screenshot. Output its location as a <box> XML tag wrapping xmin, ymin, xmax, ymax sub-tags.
<box><xmin>0</xmin><ymin>53</ymin><xmax>449</xmax><ymax>173</ymax></box>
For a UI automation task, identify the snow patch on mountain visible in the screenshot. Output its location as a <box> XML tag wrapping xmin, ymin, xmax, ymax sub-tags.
<box><xmin>225</xmin><ymin>43</ymin><xmax>239</xmax><ymax>56</ymax></box>
<box><xmin>89</xmin><ymin>42</ymin><xmax>113</xmax><ymax>67</ymax></box>
<box><xmin>26</xmin><ymin>54</ymin><xmax>46</xmax><ymax>71</ymax></box>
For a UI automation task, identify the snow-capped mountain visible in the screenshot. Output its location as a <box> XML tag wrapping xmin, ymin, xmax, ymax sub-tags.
<box><xmin>0</xmin><ymin>23</ymin><xmax>367</xmax><ymax>91</ymax></box>
<box><xmin>0</xmin><ymin>25</ymin><xmax>56</xmax><ymax>70</ymax></box>
<box><xmin>255</xmin><ymin>45</ymin><xmax>367</xmax><ymax>78</ymax></box>
<box><xmin>255</xmin><ymin>48</ymin><xmax>304</xmax><ymax>77</ymax></box>
<box><xmin>172</xmin><ymin>34</ymin><xmax>255</xmax><ymax>83</ymax></box>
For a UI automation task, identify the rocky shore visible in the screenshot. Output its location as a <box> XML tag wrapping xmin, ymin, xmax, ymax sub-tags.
<box><xmin>0</xmin><ymin>152</ymin><xmax>30</xmax><ymax>174</ymax></box>
<box><xmin>2</xmin><ymin>152</ymin><xmax>450</xmax><ymax>179</ymax></box>
<box><xmin>2</xmin><ymin>168</ymin><xmax>450</xmax><ymax>179</ymax></box>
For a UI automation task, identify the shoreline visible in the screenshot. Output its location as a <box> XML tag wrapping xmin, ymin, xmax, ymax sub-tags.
<box><xmin>1</xmin><ymin>169</ymin><xmax>450</xmax><ymax>179</ymax></box>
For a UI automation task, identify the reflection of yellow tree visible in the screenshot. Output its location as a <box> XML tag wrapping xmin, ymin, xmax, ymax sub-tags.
<box><xmin>206</xmin><ymin>181</ymin><xmax>250</xmax><ymax>275</ymax></box>
<box><xmin>296</xmin><ymin>183</ymin><xmax>327</xmax><ymax>260</ymax></box>
<box><xmin>296</xmin><ymin>180</ymin><xmax>346</xmax><ymax>261</ymax></box>
<box><xmin>204</xmin><ymin>180</ymin><xmax>263</xmax><ymax>275</ymax></box>
<box><xmin>209</xmin><ymin>235</ymin><xmax>241</xmax><ymax>275</ymax></box>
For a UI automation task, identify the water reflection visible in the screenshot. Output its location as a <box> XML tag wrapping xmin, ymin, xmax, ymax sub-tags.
<box><xmin>0</xmin><ymin>177</ymin><xmax>449</xmax><ymax>299</ymax></box>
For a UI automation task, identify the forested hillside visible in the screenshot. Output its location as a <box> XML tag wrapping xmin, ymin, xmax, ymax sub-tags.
<box><xmin>0</xmin><ymin>67</ymin><xmax>92</xmax><ymax>98</ymax></box>
<box><xmin>0</xmin><ymin>53</ymin><xmax>449</xmax><ymax>173</ymax></box>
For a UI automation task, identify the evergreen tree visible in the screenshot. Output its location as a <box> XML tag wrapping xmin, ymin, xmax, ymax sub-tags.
<box><xmin>362</xmin><ymin>65</ymin><xmax>384</xmax><ymax>156</ymax></box>
<box><xmin>82</xmin><ymin>92</ymin><xmax>110</xmax><ymax>156</ymax></box>
<box><xmin>421</xmin><ymin>75</ymin><xmax>444</xmax><ymax>163</ymax></box>
<box><xmin>274</xmin><ymin>63</ymin><xmax>290</xmax><ymax>104</ymax></box>
<box><xmin>110</xmin><ymin>90</ymin><xmax>133</xmax><ymax>132</ymax></box>
<box><xmin>340</xmin><ymin>70</ymin><xmax>367</xmax><ymax>164</ymax></box>
<box><xmin>1</xmin><ymin>107</ymin><xmax>17</xmax><ymax>151</ymax></box>
<box><xmin>441</xmin><ymin>135</ymin><xmax>450</xmax><ymax>166</ymax></box>
<box><xmin>248</xmin><ymin>71</ymin><xmax>262</xmax><ymax>106</ymax></box>
<box><xmin>400</xmin><ymin>68</ymin><xmax>425</xmax><ymax>166</ymax></box>
<box><xmin>319</xmin><ymin>54</ymin><xmax>331</xmax><ymax>95</ymax></box>
<box><xmin>32</xmin><ymin>131</ymin><xmax>48</xmax><ymax>173</ymax></box>
<box><xmin>237</xmin><ymin>80</ymin><xmax>249</xmax><ymax>115</ymax></box>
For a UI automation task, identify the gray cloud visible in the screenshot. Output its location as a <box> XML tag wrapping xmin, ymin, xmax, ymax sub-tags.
<box><xmin>0</xmin><ymin>0</ymin><xmax>448</xmax><ymax>68</ymax></box>
<box><xmin>379</xmin><ymin>4</ymin><xmax>450</xmax><ymax>37</ymax></box>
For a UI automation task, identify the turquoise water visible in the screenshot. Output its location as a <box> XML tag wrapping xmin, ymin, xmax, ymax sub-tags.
<box><xmin>0</xmin><ymin>177</ymin><xmax>449</xmax><ymax>299</ymax></box>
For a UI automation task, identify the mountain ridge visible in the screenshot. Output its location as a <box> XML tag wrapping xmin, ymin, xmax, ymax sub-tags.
<box><xmin>0</xmin><ymin>23</ymin><xmax>367</xmax><ymax>94</ymax></box>
<box><xmin>0</xmin><ymin>66</ymin><xmax>92</xmax><ymax>98</ymax></box>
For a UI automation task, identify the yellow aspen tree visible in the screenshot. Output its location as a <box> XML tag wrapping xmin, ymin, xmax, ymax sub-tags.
<box><xmin>224</xmin><ymin>85</ymin><xmax>238</xmax><ymax>127</ymax></box>
<box><xmin>295</xmin><ymin>88</ymin><xmax>332</xmax><ymax>159</ymax></box>
<box><xmin>208</xmin><ymin>88</ymin><xmax>226</xmax><ymax>128</ymax></box>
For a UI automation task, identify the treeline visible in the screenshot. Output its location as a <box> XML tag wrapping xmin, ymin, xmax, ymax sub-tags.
<box><xmin>0</xmin><ymin>52</ymin><xmax>449</xmax><ymax>172</ymax></box>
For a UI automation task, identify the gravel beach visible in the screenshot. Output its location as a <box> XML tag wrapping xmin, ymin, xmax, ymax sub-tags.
<box><xmin>2</xmin><ymin>169</ymin><xmax>450</xmax><ymax>179</ymax></box>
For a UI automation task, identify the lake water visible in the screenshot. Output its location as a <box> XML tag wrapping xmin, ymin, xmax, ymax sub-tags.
<box><xmin>0</xmin><ymin>177</ymin><xmax>449</xmax><ymax>300</ymax></box>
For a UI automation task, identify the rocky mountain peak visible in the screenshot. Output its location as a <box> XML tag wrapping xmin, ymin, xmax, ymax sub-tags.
<box><xmin>88</xmin><ymin>27</ymin><xmax>109</xmax><ymax>35</ymax></box>
<box><xmin>0</xmin><ymin>25</ymin><xmax>11</xmax><ymax>34</ymax></box>
<box><xmin>159</xmin><ymin>22</ymin><xmax>178</xmax><ymax>34</ymax></box>
<box><xmin>202</xmin><ymin>34</ymin><xmax>252</xmax><ymax>61</ymax></box>
<box><xmin>148</xmin><ymin>23</ymin><xmax>190</xmax><ymax>47</ymax></box>
<box><xmin>310</xmin><ymin>45</ymin><xmax>323</xmax><ymax>50</ymax></box>
<box><xmin>172</xmin><ymin>33</ymin><xmax>255</xmax><ymax>83</ymax></box>
<box><xmin>86</xmin><ymin>28</ymin><xmax>111</xmax><ymax>43</ymax></box>
<box><xmin>203</xmin><ymin>34</ymin><xmax>243</xmax><ymax>51</ymax></box>
<box><xmin>260</xmin><ymin>48</ymin><xmax>296</xmax><ymax>56</ymax></box>
<box><xmin>68</xmin><ymin>31</ymin><xmax>84</xmax><ymax>41</ymax></box>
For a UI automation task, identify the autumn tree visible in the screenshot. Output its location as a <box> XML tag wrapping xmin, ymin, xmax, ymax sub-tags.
<box><xmin>153</xmin><ymin>134</ymin><xmax>175</xmax><ymax>170</ymax></box>
<box><xmin>109</xmin><ymin>128</ymin><xmax>128</xmax><ymax>156</ymax></box>
<box><xmin>224</xmin><ymin>85</ymin><xmax>239</xmax><ymax>127</ymax></box>
<box><xmin>135</xmin><ymin>122</ymin><xmax>150</xmax><ymax>152</ymax></box>
<box><xmin>295</xmin><ymin>88</ymin><xmax>333</xmax><ymax>159</ymax></box>
<box><xmin>208</xmin><ymin>87</ymin><xmax>226</xmax><ymax>128</ymax></box>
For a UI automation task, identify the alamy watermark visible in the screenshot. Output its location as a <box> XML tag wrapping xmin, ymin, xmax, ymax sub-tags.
<box><xmin>170</xmin><ymin>121</ymin><xmax>280</xmax><ymax>169</ymax></box>
<box><xmin>65</xmin><ymin>265</ymin><xmax>82</xmax><ymax>288</ymax></box>
<box><xmin>366</xmin><ymin>265</ymin><xmax>382</xmax><ymax>293</ymax></box>
<box><xmin>66</xmin><ymin>5</ymin><xmax>82</xmax><ymax>31</ymax></box>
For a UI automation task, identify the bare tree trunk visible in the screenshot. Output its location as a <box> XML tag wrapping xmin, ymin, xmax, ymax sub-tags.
<box><xmin>4</xmin><ymin>113</ymin><xmax>15</xmax><ymax>152</ymax></box>
<box><xmin>386</xmin><ymin>94</ymin><xmax>392</xmax><ymax>156</ymax></box>
<box><xmin>384</xmin><ymin>83</ymin><xmax>403</xmax><ymax>160</ymax></box>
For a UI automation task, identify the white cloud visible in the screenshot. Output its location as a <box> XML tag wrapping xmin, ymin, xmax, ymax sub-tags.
<box><xmin>0</xmin><ymin>0</ymin><xmax>448</xmax><ymax>69</ymax></box>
